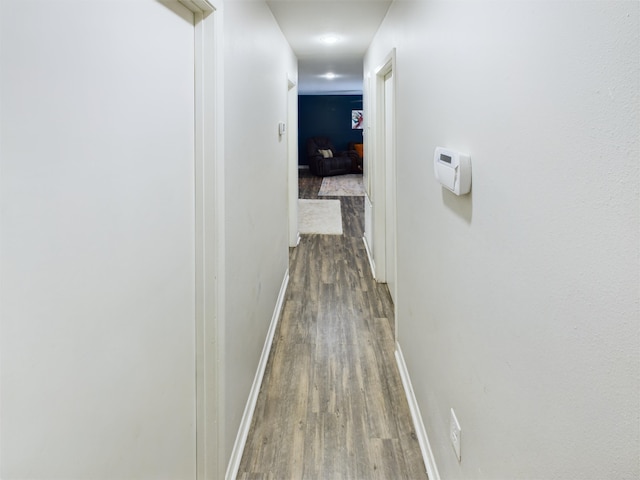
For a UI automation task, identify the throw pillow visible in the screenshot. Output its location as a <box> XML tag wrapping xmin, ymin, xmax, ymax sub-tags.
<box><xmin>318</xmin><ymin>149</ymin><xmax>333</xmax><ymax>158</ymax></box>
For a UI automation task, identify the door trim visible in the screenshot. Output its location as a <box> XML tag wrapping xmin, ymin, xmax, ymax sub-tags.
<box><xmin>287</xmin><ymin>76</ymin><xmax>300</xmax><ymax>247</ymax></box>
<box><xmin>371</xmin><ymin>49</ymin><xmax>398</xmax><ymax>339</ymax></box>
<box><xmin>383</xmin><ymin>69</ymin><xmax>397</xmax><ymax>306</ymax></box>
<box><xmin>192</xmin><ymin>3</ymin><xmax>224</xmax><ymax>479</ymax></box>
<box><xmin>372</xmin><ymin>49</ymin><xmax>396</xmax><ymax>285</ymax></box>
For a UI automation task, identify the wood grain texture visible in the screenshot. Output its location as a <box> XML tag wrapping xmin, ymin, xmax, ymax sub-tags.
<box><xmin>237</xmin><ymin>172</ymin><xmax>427</xmax><ymax>479</ymax></box>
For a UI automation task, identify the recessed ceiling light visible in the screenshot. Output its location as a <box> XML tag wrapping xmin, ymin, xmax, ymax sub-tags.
<box><xmin>320</xmin><ymin>34</ymin><xmax>340</xmax><ymax>45</ymax></box>
<box><xmin>322</xmin><ymin>72</ymin><xmax>338</xmax><ymax>80</ymax></box>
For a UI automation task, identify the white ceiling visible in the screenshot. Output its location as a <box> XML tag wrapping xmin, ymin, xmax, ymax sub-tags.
<box><xmin>266</xmin><ymin>0</ymin><xmax>392</xmax><ymax>95</ymax></box>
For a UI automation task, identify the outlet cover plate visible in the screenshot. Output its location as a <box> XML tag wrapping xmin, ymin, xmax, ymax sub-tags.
<box><xmin>450</xmin><ymin>408</ymin><xmax>461</xmax><ymax>462</ymax></box>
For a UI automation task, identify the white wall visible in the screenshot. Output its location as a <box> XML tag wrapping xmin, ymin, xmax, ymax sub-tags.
<box><xmin>365</xmin><ymin>2</ymin><xmax>639</xmax><ymax>478</ymax></box>
<box><xmin>1</xmin><ymin>1</ymin><xmax>198</xmax><ymax>478</ymax></box>
<box><xmin>222</xmin><ymin>0</ymin><xmax>297</xmax><ymax>466</ymax></box>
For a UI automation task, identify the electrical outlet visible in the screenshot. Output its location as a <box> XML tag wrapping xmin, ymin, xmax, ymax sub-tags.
<box><xmin>450</xmin><ymin>408</ymin><xmax>461</xmax><ymax>462</ymax></box>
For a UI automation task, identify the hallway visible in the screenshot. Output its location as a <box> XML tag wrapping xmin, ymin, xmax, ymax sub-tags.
<box><xmin>237</xmin><ymin>172</ymin><xmax>428</xmax><ymax>479</ymax></box>
<box><xmin>1</xmin><ymin>2</ymin><xmax>637</xmax><ymax>478</ymax></box>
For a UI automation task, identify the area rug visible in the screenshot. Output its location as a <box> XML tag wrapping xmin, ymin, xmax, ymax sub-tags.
<box><xmin>298</xmin><ymin>199</ymin><xmax>343</xmax><ymax>235</ymax></box>
<box><xmin>318</xmin><ymin>174</ymin><xmax>365</xmax><ymax>197</ymax></box>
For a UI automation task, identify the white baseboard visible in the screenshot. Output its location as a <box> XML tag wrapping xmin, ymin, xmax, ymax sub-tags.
<box><xmin>395</xmin><ymin>344</ymin><xmax>441</xmax><ymax>480</ymax></box>
<box><xmin>225</xmin><ymin>270</ymin><xmax>290</xmax><ymax>480</ymax></box>
<box><xmin>362</xmin><ymin>235</ymin><xmax>376</xmax><ymax>279</ymax></box>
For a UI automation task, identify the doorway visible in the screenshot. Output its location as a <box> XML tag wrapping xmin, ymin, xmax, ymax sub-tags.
<box><xmin>371</xmin><ymin>50</ymin><xmax>397</xmax><ymax>319</ymax></box>
<box><xmin>383</xmin><ymin>69</ymin><xmax>397</xmax><ymax>306</ymax></box>
<box><xmin>288</xmin><ymin>77</ymin><xmax>299</xmax><ymax>247</ymax></box>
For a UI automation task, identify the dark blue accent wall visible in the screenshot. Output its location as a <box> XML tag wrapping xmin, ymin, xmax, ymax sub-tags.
<box><xmin>298</xmin><ymin>95</ymin><xmax>363</xmax><ymax>166</ymax></box>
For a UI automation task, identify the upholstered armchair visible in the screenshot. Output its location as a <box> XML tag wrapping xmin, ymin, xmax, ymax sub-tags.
<box><xmin>306</xmin><ymin>136</ymin><xmax>359</xmax><ymax>177</ymax></box>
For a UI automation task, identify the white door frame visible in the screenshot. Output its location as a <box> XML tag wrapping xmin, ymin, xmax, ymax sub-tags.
<box><xmin>184</xmin><ymin>1</ymin><xmax>225</xmax><ymax>478</ymax></box>
<box><xmin>372</xmin><ymin>49</ymin><xmax>397</xmax><ymax>287</ymax></box>
<box><xmin>383</xmin><ymin>69</ymin><xmax>397</xmax><ymax>305</ymax></box>
<box><xmin>287</xmin><ymin>77</ymin><xmax>300</xmax><ymax>247</ymax></box>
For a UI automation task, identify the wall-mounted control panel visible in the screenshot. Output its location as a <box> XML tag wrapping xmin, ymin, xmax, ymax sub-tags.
<box><xmin>434</xmin><ymin>147</ymin><xmax>471</xmax><ymax>195</ymax></box>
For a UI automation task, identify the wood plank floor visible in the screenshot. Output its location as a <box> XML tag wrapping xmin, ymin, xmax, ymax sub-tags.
<box><xmin>237</xmin><ymin>169</ymin><xmax>428</xmax><ymax>480</ymax></box>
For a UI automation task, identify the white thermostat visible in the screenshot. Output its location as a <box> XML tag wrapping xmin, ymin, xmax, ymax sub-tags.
<box><xmin>434</xmin><ymin>146</ymin><xmax>471</xmax><ymax>195</ymax></box>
